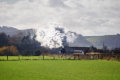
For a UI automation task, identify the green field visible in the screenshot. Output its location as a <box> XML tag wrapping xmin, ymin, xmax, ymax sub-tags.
<box><xmin>0</xmin><ymin>60</ymin><xmax>120</xmax><ymax>80</ymax></box>
<box><xmin>0</xmin><ymin>56</ymin><xmax>73</xmax><ymax>60</ymax></box>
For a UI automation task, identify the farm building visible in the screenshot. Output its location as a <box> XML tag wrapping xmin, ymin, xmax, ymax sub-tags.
<box><xmin>70</xmin><ymin>47</ymin><xmax>90</xmax><ymax>54</ymax></box>
<box><xmin>60</xmin><ymin>46</ymin><xmax>90</xmax><ymax>54</ymax></box>
<box><xmin>73</xmin><ymin>50</ymin><xmax>84</xmax><ymax>60</ymax></box>
<box><xmin>64</xmin><ymin>46</ymin><xmax>90</xmax><ymax>54</ymax></box>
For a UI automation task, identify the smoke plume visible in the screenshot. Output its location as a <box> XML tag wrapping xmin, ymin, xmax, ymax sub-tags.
<box><xmin>36</xmin><ymin>24</ymin><xmax>66</xmax><ymax>48</ymax></box>
<box><xmin>36</xmin><ymin>23</ymin><xmax>91</xmax><ymax>48</ymax></box>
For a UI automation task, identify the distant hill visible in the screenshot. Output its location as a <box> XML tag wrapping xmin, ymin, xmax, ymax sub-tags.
<box><xmin>85</xmin><ymin>34</ymin><xmax>120</xmax><ymax>49</ymax></box>
<box><xmin>0</xmin><ymin>26</ymin><xmax>35</xmax><ymax>37</ymax></box>
<box><xmin>66</xmin><ymin>31</ymin><xmax>92</xmax><ymax>47</ymax></box>
<box><xmin>0</xmin><ymin>26</ymin><xmax>19</xmax><ymax>36</ymax></box>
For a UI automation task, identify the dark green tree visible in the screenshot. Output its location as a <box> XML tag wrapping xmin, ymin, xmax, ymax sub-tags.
<box><xmin>0</xmin><ymin>33</ymin><xmax>9</xmax><ymax>47</ymax></box>
<box><xmin>35</xmin><ymin>50</ymin><xmax>41</xmax><ymax>56</ymax></box>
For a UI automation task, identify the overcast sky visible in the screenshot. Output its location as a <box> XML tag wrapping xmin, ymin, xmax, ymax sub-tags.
<box><xmin>0</xmin><ymin>0</ymin><xmax>120</xmax><ymax>36</ymax></box>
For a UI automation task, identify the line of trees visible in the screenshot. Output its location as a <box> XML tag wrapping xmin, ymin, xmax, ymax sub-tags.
<box><xmin>0</xmin><ymin>32</ymin><xmax>120</xmax><ymax>59</ymax></box>
<box><xmin>0</xmin><ymin>32</ymin><xmax>42</xmax><ymax>57</ymax></box>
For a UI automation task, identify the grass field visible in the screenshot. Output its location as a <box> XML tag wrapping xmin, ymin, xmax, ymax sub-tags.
<box><xmin>0</xmin><ymin>60</ymin><xmax>120</xmax><ymax>80</ymax></box>
<box><xmin>0</xmin><ymin>56</ymin><xmax>72</xmax><ymax>60</ymax></box>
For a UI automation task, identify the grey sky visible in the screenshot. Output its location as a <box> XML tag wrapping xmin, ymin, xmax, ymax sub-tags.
<box><xmin>0</xmin><ymin>0</ymin><xmax>120</xmax><ymax>36</ymax></box>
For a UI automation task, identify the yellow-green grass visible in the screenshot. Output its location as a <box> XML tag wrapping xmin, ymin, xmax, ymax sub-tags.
<box><xmin>0</xmin><ymin>56</ymin><xmax>73</xmax><ymax>60</ymax></box>
<box><xmin>0</xmin><ymin>60</ymin><xmax>120</xmax><ymax>80</ymax></box>
<box><xmin>0</xmin><ymin>56</ymin><xmax>43</xmax><ymax>60</ymax></box>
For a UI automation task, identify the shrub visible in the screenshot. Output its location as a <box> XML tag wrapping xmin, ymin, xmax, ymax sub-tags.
<box><xmin>0</xmin><ymin>46</ymin><xmax>19</xmax><ymax>56</ymax></box>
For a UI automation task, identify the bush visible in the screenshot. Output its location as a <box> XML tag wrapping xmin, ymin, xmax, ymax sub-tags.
<box><xmin>0</xmin><ymin>46</ymin><xmax>19</xmax><ymax>56</ymax></box>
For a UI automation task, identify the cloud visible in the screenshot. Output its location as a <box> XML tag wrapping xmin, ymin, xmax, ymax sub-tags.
<box><xmin>0</xmin><ymin>0</ymin><xmax>120</xmax><ymax>36</ymax></box>
<box><xmin>48</xmin><ymin>0</ymin><xmax>69</xmax><ymax>8</ymax></box>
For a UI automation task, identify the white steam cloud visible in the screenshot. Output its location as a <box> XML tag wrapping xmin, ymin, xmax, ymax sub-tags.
<box><xmin>36</xmin><ymin>23</ymin><xmax>91</xmax><ymax>48</ymax></box>
<box><xmin>36</xmin><ymin>24</ymin><xmax>68</xmax><ymax>48</ymax></box>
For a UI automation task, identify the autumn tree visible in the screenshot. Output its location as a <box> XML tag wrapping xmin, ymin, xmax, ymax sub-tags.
<box><xmin>0</xmin><ymin>46</ymin><xmax>19</xmax><ymax>60</ymax></box>
<box><xmin>9</xmin><ymin>45</ymin><xmax>19</xmax><ymax>56</ymax></box>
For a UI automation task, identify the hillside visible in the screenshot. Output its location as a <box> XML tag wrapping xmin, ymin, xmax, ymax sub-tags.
<box><xmin>0</xmin><ymin>26</ymin><xmax>35</xmax><ymax>37</ymax></box>
<box><xmin>66</xmin><ymin>31</ymin><xmax>92</xmax><ymax>47</ymax></box>
<box><xmin>85</xmin><ymin>34</ymin><xmax>120</xmax><ymax>49</ymax></box>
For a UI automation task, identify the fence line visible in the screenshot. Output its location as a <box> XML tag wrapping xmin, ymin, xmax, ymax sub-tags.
<box><xmin>0</xmin><ymin>54</ymin><xmax>120</xmax><ymax>61</ymax></box>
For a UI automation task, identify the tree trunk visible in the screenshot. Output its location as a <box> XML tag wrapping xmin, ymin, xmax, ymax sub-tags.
<box><xmin>43</xmin><ymin>55</ymin><xmax>44</xmax><ymax>60</ymax></box>
<box><xmin>18</xmin><ymin>55</ymin><xmax>20</xmax><ymax>60</ymax></box>
<box><xmin>53</xmin><ymin>56</ymin><xmax>55</xmax><ymax>60</ymax></box>
<box><xmin>7</xmin><ymin>55</ymin><xmax>8</xmax><ymax>61</ymax></box>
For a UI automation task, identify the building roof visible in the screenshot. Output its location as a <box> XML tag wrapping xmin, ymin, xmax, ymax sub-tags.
<box><xmin>70</xmin><ymin>47</ymin><xmax>90</xmax><ymax>51</ymax></box>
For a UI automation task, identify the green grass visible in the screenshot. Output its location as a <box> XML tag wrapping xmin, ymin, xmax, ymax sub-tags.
<box><xmin>0</xmin><ymin>56</ymin><xmax>73</xmax><ymax>60</ymax></box>
<box><xmin>0</xmin><ymin>60</ymin><xmax>120</xmax><ymax>80</ymax></box>
<box><xmin>0</xmin><ymin>56</ymin><xmax>44</xmax><ymax>60</ymax></box>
